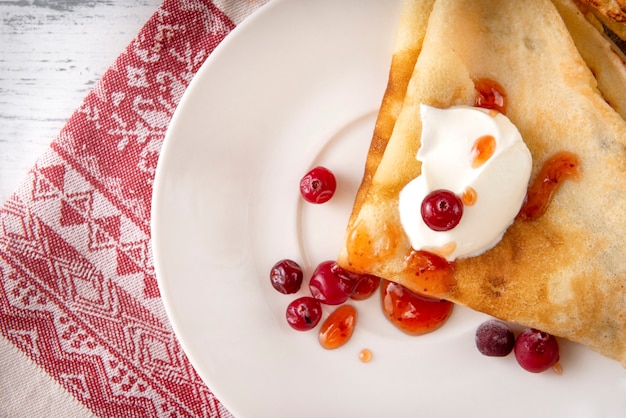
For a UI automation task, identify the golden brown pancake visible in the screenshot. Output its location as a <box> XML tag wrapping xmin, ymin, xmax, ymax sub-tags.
<box><xmin>577</xmin><ymin>0</ymin><xmax>626</xmax><ymax>41</ymax></box>
<box><xmin>338</xmin><ymin>0</ymin><xmax>626</xmax><ymax>366</ymax></box>
<box><xmin>347</xmin><ymin>0</ymin><xmax>435</xmax><ymax>230</ymax></box>
<box><xmin>553</xmin><ymin>0</ymin><xmax>626</xmax><ymax>118</ymax></box>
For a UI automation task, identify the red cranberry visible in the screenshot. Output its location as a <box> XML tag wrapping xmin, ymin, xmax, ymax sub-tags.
<box><xmin>514</xmin><ymin>328</ymin><xmax>560</xmax><ymax>373</ymax></box>
<box><xmin>330</xmin><ymin>263</ymin><xmax>381</xmax><ymax>301</ymax></box>
<box><xmin>285</xmin><ymin>297</ymin><xmax>322</xmax><ymax>331</ymax></box>
<box><xmin>421</xmin><ymin>189</ymin><xmax>464</xmax><ymax>231</ymax></box>
<box><xmin>300</xmin><ymin>166</ymin><xmax>336</xmax><ymax>204</ymax></box>
<box><xmin>475</xmin><ymin>319</ymin><xmax>515</xmax><ymax>357</ymax></box>
<box><xmin>270</xmin><ymin>259</ymin><xmax>303</xmax><ymax>294</ymax></box>
<box><xmin>309</xmin><ymin>261</ymin><xmax>350</xmax><ymax>305</ymax></box>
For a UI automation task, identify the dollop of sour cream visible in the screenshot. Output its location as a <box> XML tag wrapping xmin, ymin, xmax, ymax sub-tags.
<box><xmin>398</xmin><ymin>104</ymin><xmax>532</xmax><ymax>261</ymax></box>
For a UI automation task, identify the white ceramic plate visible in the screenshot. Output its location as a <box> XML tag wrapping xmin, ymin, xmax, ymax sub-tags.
<box><xmin>151</xmin><ymin>1</ymin><xmax>626</xmax><ymax>417</ymax></box>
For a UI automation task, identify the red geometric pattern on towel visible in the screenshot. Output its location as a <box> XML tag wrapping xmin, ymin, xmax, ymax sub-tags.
<box><xmin>0</xmin><ymin>1</ymin><xmax>238</xmax><ymax>416</ymax></box>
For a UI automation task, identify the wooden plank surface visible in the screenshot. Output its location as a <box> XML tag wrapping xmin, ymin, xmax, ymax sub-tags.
<box><xmin>0</xmin><ymin>0</ymin><xmax>162</xmax><ymax>204</ymax></box>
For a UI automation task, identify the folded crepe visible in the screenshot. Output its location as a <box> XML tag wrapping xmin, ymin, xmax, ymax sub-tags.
<box><xmin>554</xmin><ymin>0</ymin><xmax>626</xmax><ymax>118</ymax></box>
<box><xmin>337</xmin><ymin>0</ymin><xmax>626</xmax><ymax>366</ymax></box>
<box><xmin>576</xmin><ymin>0</ymin><xmax>626</xmax><ymax>41</ymax></box>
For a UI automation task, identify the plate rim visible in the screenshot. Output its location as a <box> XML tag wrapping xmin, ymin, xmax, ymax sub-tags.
<box><xmin>151</xmin><ymin>1</ymin><xmax>626</xmax><ymax>417</ymax></box>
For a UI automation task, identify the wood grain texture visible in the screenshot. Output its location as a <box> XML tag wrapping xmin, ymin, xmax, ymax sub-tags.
<box><xmin>0</xmin><ymin>0</ymin><xmax>162</xmax><ymax>204</ymax></box>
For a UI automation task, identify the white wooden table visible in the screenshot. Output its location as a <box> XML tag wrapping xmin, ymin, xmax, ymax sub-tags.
<box><xmin>0</xmin><ymin>0</ymin><xmax>163</xmax><ymax>205</ymax></box>
<box><xmin>0</xmin><ymin>1</ymin><xmax>162</xmax><ymax>415</ymax></box>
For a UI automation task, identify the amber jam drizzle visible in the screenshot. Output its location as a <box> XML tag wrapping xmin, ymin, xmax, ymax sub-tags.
<box><xmin>381</xmin><ymin>280</ymin><xmax>453</xmax><ymax>335</ymax></box>
<box><xmin>404</xmin><ymin>249</ymin><xmax>456</xmax><ymax>295</ymax></box>
<box><xmin>518</xmin><ymin>151</ymin><xmax>580</xmax><ymax>221</ymax></box>
<box><xmin>461</xmin><ymin>187</ymin><xmax>477</xmax><ymax>206</ymax></box>
<box><xmin>346</xmin><ymin>220</ymin><xmax>400</xmax><ymax>271</ymax></box>
<box><xmin>470</xmin><ymin>134</ymin><xmax>496</xmax><ymax>168</ymax></box>
<box><xmin>474</xmin><ymin>78</ymin><xmax>507</xmax><ymax>114</ymax></box>
<box><xmin>319</xmin><ymin>305</ymin><xmax>357</xmax><ymax>350</ymax></box>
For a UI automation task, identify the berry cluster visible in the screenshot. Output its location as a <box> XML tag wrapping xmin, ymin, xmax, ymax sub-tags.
<box><xmin>475</xmin><ymin>319</ymin><xmax>560</xmax><ymax>373</ymax></box>
<box><xmin>269</xmin><ymin>166</ymin><xmax>380</xmax><ymax>350</ymax></box>
<box><xmin>272</xmin><ymin>164</ymin><xmax>565</xmax><ymax>373</ymax></box>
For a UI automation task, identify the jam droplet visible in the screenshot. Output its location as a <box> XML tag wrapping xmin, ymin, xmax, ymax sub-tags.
<box><xmin>518</xmin><ymin>151</ymin><xmax>580</xmax><ymax>221</ymax></box>
<box><xmin>381</xmin><ymin>280</ymin><xmax>453</xmax><ymax>335</ymax></box>
<box><xmin>470</xmin><ymin>135</ymin><xmax>496</xmax><ymax>168</ymax></box>
<box><xmin>359</xmin><ymin>348</ymin><xmax>373</xmax><ymax>363</ymax></box>
<box><xmin>404</xmin><ymin>249</ymin><xmax>456</xmax><ymax>296</ymax></box>
<box><xmin>461</xmin><ymin>187</ymin><xmax>477</xmax><ymax>206</ymax></box>
<box><xmin>319</xmin><ymin>304</ymin><xmax>358</xmax><ymax>350</ymax></box>
<box><xmin>474</xmin><ymin>78</ymin><xmax>507</xmax><ymax>114</ymax></box>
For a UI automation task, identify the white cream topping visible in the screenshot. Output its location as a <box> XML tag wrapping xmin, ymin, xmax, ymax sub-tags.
<box><xmin>398</xmin><ymin>104</ymin><xmax>532</xmax><ymax>261</ymax></box>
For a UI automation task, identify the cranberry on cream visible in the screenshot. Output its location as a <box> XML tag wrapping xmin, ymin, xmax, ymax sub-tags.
<box><xmin>398</xmin><ymin>105</ymin><xmax>532</xmax><ymax>261</ymax></box>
